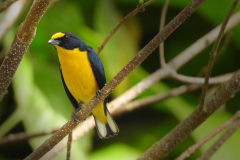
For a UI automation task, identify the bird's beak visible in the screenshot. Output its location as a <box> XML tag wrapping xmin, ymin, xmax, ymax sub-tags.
<box><xmin>48</xmin><ymin>39</ymin><xmax>60</xmax><ymax>45</ymax></box>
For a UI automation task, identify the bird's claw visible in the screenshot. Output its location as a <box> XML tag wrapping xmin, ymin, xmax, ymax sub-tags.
<box><xmin>96</xmin><ymin>90</ymin><xmax>101</xmax><ymax>99</ymax></box>
<box><xmin>71</xmin><ymin>112</ymin><xmax>86</xmax><ymax>123</ymax></box>
<box><xmin>71</xmin><ymin>112</ymin><xmax>81</xmax><ymax>123</ymax></box>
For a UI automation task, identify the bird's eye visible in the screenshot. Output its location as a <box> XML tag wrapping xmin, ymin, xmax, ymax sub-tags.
<box><xmin>65</xmin><ymin>36</ymin><xmax>69</xmax><ymax>40</ymax></box>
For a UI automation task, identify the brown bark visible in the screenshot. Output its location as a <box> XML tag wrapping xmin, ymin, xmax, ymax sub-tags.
<box><xmin>137</xmin><ymin>70</ymin><xmax>240</xmax><ymax>159</ymax></box>
<box><xmin>0</xmin><ymin>0</ymin><xmax>52</xmax><ymax>101</ymax></box>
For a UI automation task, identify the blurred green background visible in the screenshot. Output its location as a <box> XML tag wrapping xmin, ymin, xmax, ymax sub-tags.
<box><xmin>0</xmin><ymin>0</ymin><xmax>240</xmax><ymax>159</ymax></box>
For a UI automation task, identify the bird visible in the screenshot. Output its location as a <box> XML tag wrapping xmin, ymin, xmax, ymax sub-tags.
<box><xmin>48</xmin><ymin>32</ymin><xmax>119</xmax><ymax>139</ymax></box>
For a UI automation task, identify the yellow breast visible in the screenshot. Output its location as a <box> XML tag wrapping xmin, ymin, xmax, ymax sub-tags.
<box><xmin>56</xmin><ymin>46</ymin><xmax>99</xmax><ymax>103</ymax></box>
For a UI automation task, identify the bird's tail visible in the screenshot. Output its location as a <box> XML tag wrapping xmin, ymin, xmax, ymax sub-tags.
<box><xmin>93</xmin><ymin>108</ymin><xmax>119</xmax><ymax>139</ymax></box>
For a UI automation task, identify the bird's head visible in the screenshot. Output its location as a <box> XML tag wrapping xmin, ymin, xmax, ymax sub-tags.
<box><xmin>48</xmin><ymin>32</ymin><xmax>82</xmax><ymax>50</ymax></box>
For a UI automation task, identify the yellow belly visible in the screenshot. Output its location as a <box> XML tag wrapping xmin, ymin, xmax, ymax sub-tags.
<box><xmin>56</xmin><ymin>46</ymin><xmax>98</xmax><ymax>103</ymax></box>
<box><xmin>56</xmin><ymin>46</ymin><xmax>107</xmax><ymax>124</ymax></box>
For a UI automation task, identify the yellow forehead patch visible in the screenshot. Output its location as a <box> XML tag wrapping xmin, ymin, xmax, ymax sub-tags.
<box><xmin>51</xmin><ymin>32</ymin><xmax>65</xmax><ymax>39</ymax></box>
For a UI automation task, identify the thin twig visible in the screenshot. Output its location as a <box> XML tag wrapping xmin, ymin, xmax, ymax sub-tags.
<box><xmin>114</xmin><ymin>71</ymin><xmax>232</xmax><ymax>116</ymax></box>
<box><xmin>170</xmin><ymin>72</ymin><xmax>232</xmax><ymax>84</ymax></box>
<box><xmin>159</xmin><ymin>0</ymin><xmax>171</xmax><ymax>67</ymax></box>
<box><xmin>0</xmin><ymin>129</ymin><xmax>58</xmax><ymax>146</ymax></box>
<box><xmin>197</xmin><ymin>29</ymin><xmax>235</xmax><ymax>78</ymax></box>
<box><xmin>66</xmin><ymin>110</ymin><xmax>74</xmax><ymax>160</ymax></box>
<box><xmin>215</xmin><ymin>28</ymin><xmax>235</xmax><ymax>62</ymax></box>
<box><xmin>113</xmin><ymin>84</ymin><xmax>200</xmax><ymax>116</ymax></box>
<box><xmin>96</xmin><ymin>0</ymin><xmax>157</xmax><ymax>55</ymax></box>
<box><xmin>168</xmin><ymin>12</ymin><xmax>240</xmax><ymax>72</ymax></box>
<box><xmin>0</xmin><ymin>0</ymin><xmax>17</xmax><ymax>13</ymax></box>
<box><xmin>175</xmin><ymin>111</ymin><xmax>240</xmax><ymax>160</ymax></box>
<box><xmin>40</xmin><ymin>117</ymin><xmax>95</xmax><ymax>160</ymax></box>
<box><xmin>66</xmin><ymin>131</ymin><xmax>72</xmax><ymax>160</ymax></box>
<box><xmin>200</xmin><ymin>0</ymin><xmax>239</xmax><ymax>112</ymax></box>
<box><xmin>197</xmin><ymin>111</ymin><xmax>240</xmax><ymax>160</ymax></box>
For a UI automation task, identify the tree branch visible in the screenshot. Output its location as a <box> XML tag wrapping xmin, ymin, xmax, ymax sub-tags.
<box><xmin>113</xmin><ymin>84</ymin><xmax>201</xmax><ymax>116</ymax></box>
<box><xmin>0</xmin><ymin>0</ymin><xmax>17</xmax><ymax>13</ymax></box>
<box><xmin>170</xmin><ymin>72</ymin><xmax>232</xmax><ymax>84</ymax></box>
<box><xmin>66</xmin><ymin>111</ymin><xmax>74</xmax><ymax>160</ymax></box>
<box><xmin>176</xmin><ymin>111</ymin><xmax>240</xmax><ymax>160</ymax></box>
<box><xmin>0</xmin><ymin>129</ymin><xmax>58</xmax><ymax>146</ymax></box>
<box><xmin>196</xmin><ymin>28</ymin><xmax>235</xmax><ymax>78</ymax></box>
<box><xmin>0</xmin><ymin>0</ymin><xmax>27</xmax><ymax>42</ymax></box>
<box><xmin>40</xmin><ymin>117</ymin><xmax>95</xmax><ymax>160</ymax></box>
<box><xmin>197</xmin><ymin>111</ymin><xmax>240</xmax><ymax>160</ymax></box>
<box><xmin>200</xmin><ymin>0</ymin><xmax>239</xmax><ymax>112</ymax></box>
<box><xmin>159</xmin><ymin>0</ymin><xmax>171</xmax><ymax>67</ymax></box>
<box><xmin>0</xmin><ymin>0</ymin><xmax>52</xmax><ymax>102</ymax></box>
<box><xmin>66</xmin><ymin>131</ymin><xmax>72</xmax><ymax>160</ymax></box>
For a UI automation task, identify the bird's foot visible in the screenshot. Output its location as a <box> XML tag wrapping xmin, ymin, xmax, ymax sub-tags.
<box><xmin>71</xmin><ymin>103</ymin><xmax>85</xmax><ymax>123</ymax></box>
<box><xmin>71</xmin><ymin>112</ymin><xmax>81</xmax><ymax>123</ymax></box>
<box><xmin>96</xmin><ymin>90</ymin><xmax>101</xmax><ymax>99</ymax></box>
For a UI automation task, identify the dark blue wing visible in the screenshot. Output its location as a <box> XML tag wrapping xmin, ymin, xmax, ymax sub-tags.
<box><xmin>87</xmin><ymin>47</ymin><xmax>106</xmax><ymax>90</ymax></box>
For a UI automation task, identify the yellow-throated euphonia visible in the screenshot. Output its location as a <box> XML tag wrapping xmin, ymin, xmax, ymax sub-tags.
<box><xmin>48</xmin><ymin>32</ymin><xmax>119</xmax><ymax>139</ymax></box>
